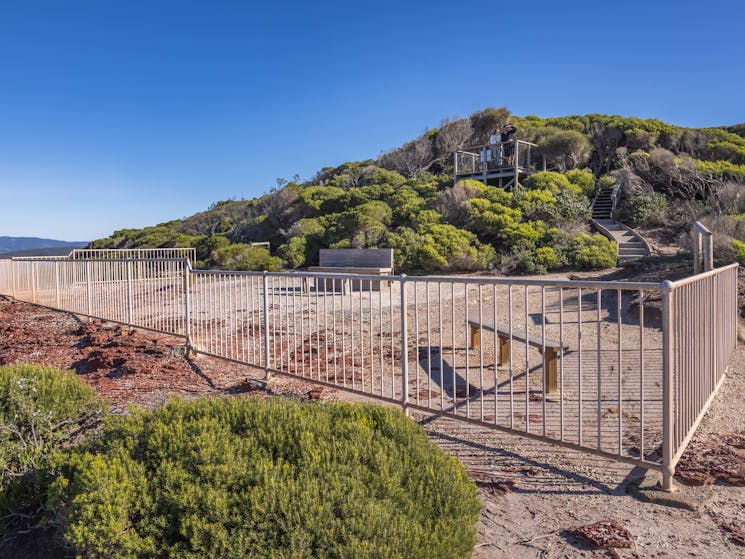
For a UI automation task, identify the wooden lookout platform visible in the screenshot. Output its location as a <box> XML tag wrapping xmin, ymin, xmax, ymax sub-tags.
<box><xmin>453</xmin><ymin>139</ymin><xmax>537</xmax><ymax>189</ymax></box>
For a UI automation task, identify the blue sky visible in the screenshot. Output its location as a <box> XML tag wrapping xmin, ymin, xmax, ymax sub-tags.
<box><xmin>0</xmin><ymin>0</ymin><xmax>743</xmax><ymax>241</ymax></box>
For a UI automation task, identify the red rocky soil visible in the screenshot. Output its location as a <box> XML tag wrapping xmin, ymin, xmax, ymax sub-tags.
<box><xmin>0</xmin><ymin>296</ymin><xmax>328</xmax><ymax>410</ymax></box>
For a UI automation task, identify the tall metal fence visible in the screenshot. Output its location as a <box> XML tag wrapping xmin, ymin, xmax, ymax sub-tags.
<box><xmin>0</xmin><ymin>257</ymin><xmax>738</xmax><ymax>490</ymax></box>
<box><xmin>68</xmin><ymin>247</ymin><xmax>197</xmax><ymax>262</ymax></box>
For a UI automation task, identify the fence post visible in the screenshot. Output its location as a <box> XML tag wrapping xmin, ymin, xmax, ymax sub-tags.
<box><xmin>85</xmin><ymin>261</ymin><xmax>92</xmax><ymax>321</ymax></box>
<box><xmin>31</xmin><ymin>261</ymin><xmax>37</xmax><ymax>304</ymax></box>
<box><xmin>54</xmin><ymin>260</ymin><xmax>60</xmax><ymax>308</ymax></box>
<box><xmin>182</xmin><ymin>260</ymin><xmax>191</xmax><ymax>354</ymax></box>
<box><xmin>263</xmin><ymin>271</ymin><xmax>271</xmax><ymax>379</ymax></box>
<box><xmin>400</xmin><ymin>275</ymin><xmax>409</xmax><ymax>415</ymax></box>
<box><xmin>702</xmin><ymin>232</ymin><xmax>713</xmax><ymax>272</ymax></box>
<box><xmin>11</xmin><ymin>261</ymin><xmax>16</xmax><ymax>300</ymax></box>
<box><xmin>692</xmin><ymin>221</ymin><xmax>714</xmax><ymax>274</ymax></box>
<box><xmin>126</xmin><ymin>259</ymin><xmax>134</xmax><ymax>332</ymax></box>
<box><xmin>661</xmin><ymin>280</ymin><xmax>676</xmax><ymax>492</ymax></box>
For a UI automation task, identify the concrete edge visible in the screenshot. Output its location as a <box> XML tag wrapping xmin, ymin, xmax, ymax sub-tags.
<box><xmin>626</xmin><ymin>470</ymin><xmax>717</xmax><ymax>511</ymax></box>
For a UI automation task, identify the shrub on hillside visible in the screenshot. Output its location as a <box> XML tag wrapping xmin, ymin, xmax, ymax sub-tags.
<box><xmin>212</xmin><ymin>244</ymin><xmax>283</xmax><ymax>271</ymax></box>
<box><xmin>523</xmin><ymin>171</ymin><xmax>583</xmax><ymax>195</ymax></box>
<box><xmin>48</xmin><ymin>398</ymin><xmax>481</xmax><ymax>559</ymax></box>
<box><xmin>570</xmin><ymin>234</ymin><xmax>618</xmax><ymax>269</ymax></box>
<box><xmin>619</xmin><ymin>191</ymin><xmax>668</xmax><ymax>228</ymax></box>
<box><xmin>564</xmin><ymin>168</ymin><xmax>596</xmax><ymax>196</ymax></box>
<box><xmin>0</xmin><ymin>364</ymin><xmax>107</xmax><ymax>536</ymax></box>
<box><xmin>277</xmin><ymin>236</ymin><xmax>308</xmax><ymax>268</ymax></box>
<box><xmin>548</xmin><ymin>190</ymin><xmax>592</xmax><ymax>223</ymax></box>
<box><xmin>509</xmin><ymin>246</ymin><xmax>565</xmax><ymax>275</ymax></box>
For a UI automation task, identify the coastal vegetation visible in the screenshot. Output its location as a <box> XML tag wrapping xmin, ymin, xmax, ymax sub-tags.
<box><xmin>89</xmin><ymin>108</ymin><xmax>745</xmax><ymax>273</ymax></box>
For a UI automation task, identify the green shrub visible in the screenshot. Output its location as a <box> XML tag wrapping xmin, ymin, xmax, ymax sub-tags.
<box><xmin>597</xmin><ymin>174</ymin><xmax>616</xmax><ymax>190</ymax></box>
<box><xmin>523</xmin><ymin>171</ymin><xmax>583</xmax><ymax>195</ymax></box>
<box><xmin>49</xmin><ymin>398</ymin><xmax>481</xmax><ymax>559</ymax></box>
<box><xmin>548</xmin><ymin>190</ymin><xmax>592</xmax><ymax>224</ymax></box>
<box><xmin>277</xmin><ymin>237</ymin><xmax>308</xmax><ymax>268</ymax></box>
<box><xmin>619</xmin><ymin>191</ymin><xmax>668</xmax><ymax>228</ymax></box>
<box><xmin>300</xmin><ymin>186</ymin><xmax>347</xmax><ymax>214</ymax></box>
<box><xmin>564</xmin><ymin>168</ymin><xmax>595</xmax><ymax>196</ymax></box>
<box><xmin>416</xmin><ymin>224</ymin><xmax>496</xmax><ymax>271</ymax></box>
<box><xmin>212</xmin><ymin>244</ymin><xmax>283</xmax><ymax>271</ymax></box>
<box><xmin>516</xmin><ymin>246</ymin><xmax>564</xmax><ymax>274</ymax></box>
<box><xmin>571</xmin><ymin>234</ymin><xmax>618</xmax><ymax>269</ymax></box>
<box><xmin>733</xmin><ymin>239</ymin><xmax>745</xmax><ymax>265</ymax></box>
<box><xmin>0</xmin><ymin>364</ymin><xmax>107</xmax><ymax>533</ymax></box>
<box><xmin>503</xmin><ymin>220</ymin><xmax>549</xmax><ymax>249</ymax></box>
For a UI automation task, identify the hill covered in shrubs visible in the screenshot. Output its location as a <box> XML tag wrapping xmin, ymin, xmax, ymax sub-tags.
<box><xmin>90</xmin><ymin>108</ymin><xmax>745</xmax><ymax>273</ymax></box>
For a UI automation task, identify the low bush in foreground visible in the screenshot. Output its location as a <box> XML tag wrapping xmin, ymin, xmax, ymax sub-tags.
<box><xmin>49</xmin><ymin>397</ymin><xmax>481</xmax><ymax>559</ymax></box>
<box><xmin>0</xmin><ymin>364</ymin><xmax>107</xmax><ymax>537</ymax></box>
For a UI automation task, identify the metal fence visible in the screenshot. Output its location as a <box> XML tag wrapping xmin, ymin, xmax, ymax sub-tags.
<box><xmin>68</xmin><ymin>248</ymin><xmax>197</xmax><ymax>262</ymax></box>
<box><xmin>0</xmin><ymin>258</ymin><xmax>737</xmax><ymax>490</ymax></box>
<box><xmin>453</xmin><ymin>140</ymin><xmax>537</xmax><ymax>178</ymax></box>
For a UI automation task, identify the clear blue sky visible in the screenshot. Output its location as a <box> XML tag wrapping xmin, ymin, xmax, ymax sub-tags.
<box><xmin>1</xmin><ymin>0</ymin><xmax>743</xmax><ymax>241</ymax></box>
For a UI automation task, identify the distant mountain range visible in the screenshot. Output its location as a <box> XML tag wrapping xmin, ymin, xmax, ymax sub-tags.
<box><xmin>0</xmin><ymin>236</ymin><xmax>87</xmax><ymax>255</ymax></box>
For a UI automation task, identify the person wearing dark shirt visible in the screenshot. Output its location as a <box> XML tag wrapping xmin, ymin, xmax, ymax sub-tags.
<box><xmin>502</xmin><ymin>124</ymin><xmax>517</xmax><ymax>164</ymax></box>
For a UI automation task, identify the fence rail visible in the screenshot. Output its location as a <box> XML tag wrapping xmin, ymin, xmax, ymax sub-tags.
<box><xmin>68</xmin><ymin>248</ymin><xmax>197</xmax><ymax>262</ymax></box>
<box><xmin>0</xmin><ymin>258</ymin><xmax>737</xmax><ymax>490</ymax></box>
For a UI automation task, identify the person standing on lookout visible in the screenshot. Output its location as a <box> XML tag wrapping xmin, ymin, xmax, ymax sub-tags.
<box><xmin>501</xmin><ymin>124</ymin><xmax>517</xmax><ymax>165</ymax></box>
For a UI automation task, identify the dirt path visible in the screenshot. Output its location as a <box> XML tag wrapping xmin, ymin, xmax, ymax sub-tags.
<box><xmin>0</xmin><ymin>295</ymin><xmax>743</xmax><ymax>558</ymax></box>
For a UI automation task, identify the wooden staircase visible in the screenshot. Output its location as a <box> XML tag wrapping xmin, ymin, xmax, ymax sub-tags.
<box><xmin>591</xmin><ymin>188</ymin><xmax>650</xmax><ymax>263</ymax></box>
<box><xmin>591</xmin><ymin>187</ymin><xmax>613</xmax><ymax>220</ymax></box>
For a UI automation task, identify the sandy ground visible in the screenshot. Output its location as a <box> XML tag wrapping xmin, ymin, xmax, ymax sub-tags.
<box><xmin>0</xmin><ymin>295</ymin><xmax>743</xmax><ymax>558</ymax></box>
<box><xmin>418</xmin><ymin>343</ymin><xmax>745</xmax><ymax>558</ymax></box>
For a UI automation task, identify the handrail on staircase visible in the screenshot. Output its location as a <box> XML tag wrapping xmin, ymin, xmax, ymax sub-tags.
<box><xmin>609</xmin><ymin>182</ymin><xmax>621</xmax><ymax>223</ymax></box>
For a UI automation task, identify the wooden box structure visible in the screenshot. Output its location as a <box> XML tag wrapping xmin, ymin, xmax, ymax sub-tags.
<box><xmin>307</xmin><ymin>248</ymin><xmax>394</xmax><ymax>293</ymax></box>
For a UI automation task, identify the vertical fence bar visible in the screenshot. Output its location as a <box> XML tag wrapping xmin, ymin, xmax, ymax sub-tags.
<box><xmin>662</xmin><ymin>280</ymin><xmax>675</xmax><ymax>491</ymax></box>
<box><xmin>262</xmin><ymin>271</ymin><xmax>270</xmax><ymax>377</ymax></box>
<box><xmin>126</xmin><ymin>260</ymin><xmax>134</xmax><ymax>330</ymax></box>
<box><xmin>400</xmin><ymin>275</ymin><xmax>409</xmax><ymax>414</ymax></box>
<box><xmin>31</xmin><ymin>261</ymin><xmax>37</xmax><ymax>303</ymax></box>
<box><xmin>54</xmin><ymin>260</ymin><xmax>60</xmax><ymax>309</ymax></box>
<box><xmin>183</xmin><ymin>261</ymin><xmax>191</xmax><ymax>351</ymax></box>
<box><xmin>85</xmin><ymin>261</ymin><xmax>92</xmax><ymax>320</ymax></box>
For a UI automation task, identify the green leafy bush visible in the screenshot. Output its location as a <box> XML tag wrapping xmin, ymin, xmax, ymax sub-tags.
<box><xmin>523</xmin><ymin>171</ymin><xmax>583</xmax><ymax>195</ymax></box>
<box><xmin>547</xmin><ymin>190</ymin><xmax>592</xmax><ymax>223</ymax></box>
<box><xmin>733</xmin><ymin>239</ymin><xmax>745</xmax><ymax>266</ymax></box>
<box><xmin>277</xmin><ymin>236</ymin><xmax>308</xmax><ymax>268</ymax></box>
<box><xmin>597</xmin><ymin>175</ymin><xmax>616</xmax><ymax>190</ymax></box>
<box><xmin>0</xmin><ymin>364</ymin><xmax>107</xmax><ymax>534</ymax></box>
<box><xmin>514</xmin><ymin>246</ymin><xmax>565</xmax><ymax>274</ymax></box>
<box><xmin>212</xmin><ymin>244</ymin><xmax>283</xmax><ymax>271</ymax></box>
<box><xmin>300</xmin><ymin>185</ymin><xmax>347</xmax><ymax>214</ymax></box>
<box><xmin>564</xmin><ymin>168</ymin><xmax>595</xmax><ymax>196</ymax></box>
<box><xmin>49</xmin><ymin>398</ymin><xmax>481</xmax><ymax>559</ymax></box>
<box><xmin>570</xmin><ymin>234</ymin><xmax>618</xmax><ymax>269</ymax></box>
<box><xmin>619</xmin><ymin>191</ymin><xmax>668</xmax><ymax>228</ymax></box>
